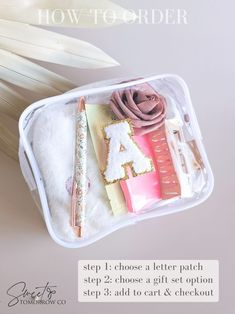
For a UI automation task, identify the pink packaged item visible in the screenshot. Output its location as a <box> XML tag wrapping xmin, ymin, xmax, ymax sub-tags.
<box><xmin>120</xmin><ymin>134</ymin><xmax>161</xmax><ymax>212</ymax></box>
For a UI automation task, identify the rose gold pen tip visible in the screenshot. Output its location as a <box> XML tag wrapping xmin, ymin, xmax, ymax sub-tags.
<box><xmin>78</xmin><ymin>97</ymin><xmax>85</xmax><ymax>112</ymax></box>
<box><xmin>73</xmin><ymin>226</ymin><xmax>82</xmax><ymax>237</ymax></box>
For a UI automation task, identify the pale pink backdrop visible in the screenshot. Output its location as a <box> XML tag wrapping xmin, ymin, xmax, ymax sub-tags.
<box><xmin>0</xmin><ymin>0</ymin><xmax>234</xmax><ymax>313</ymax></box>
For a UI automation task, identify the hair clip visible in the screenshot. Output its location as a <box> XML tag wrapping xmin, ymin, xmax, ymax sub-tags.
<box><xmin>147</xmin><ymin>125</ymin><xmax>181</xmax><ymax>199</ymax></box>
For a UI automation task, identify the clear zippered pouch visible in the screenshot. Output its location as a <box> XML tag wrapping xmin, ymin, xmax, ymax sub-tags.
<box><xmin>19</xmin><ymin>74</ymin><xmax>214</xmax><ymax>248</ymax></box>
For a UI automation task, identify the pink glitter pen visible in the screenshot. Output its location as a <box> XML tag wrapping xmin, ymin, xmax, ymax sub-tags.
<box><xmin>71</xmin><ymin>97</ymin><xmax>87</xmax><ymax>237</ymax></box>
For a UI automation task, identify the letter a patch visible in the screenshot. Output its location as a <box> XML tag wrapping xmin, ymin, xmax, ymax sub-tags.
<box><xmin>103</xmin><ymin>119</ymin><xmax>154</xmax><ymax>184</ymax></box>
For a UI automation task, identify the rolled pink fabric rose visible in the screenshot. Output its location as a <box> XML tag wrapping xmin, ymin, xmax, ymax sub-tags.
<box><xmin>110</xmin><ymin>83</ymin><xmax>167</xmax><ymax>135</ymax></box>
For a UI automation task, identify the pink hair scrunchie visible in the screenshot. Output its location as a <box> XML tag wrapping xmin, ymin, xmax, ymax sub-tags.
<box><xmin>110</xmin><ymin>83</ymin><xmax>167</xmax><ymax>135</ymax></box>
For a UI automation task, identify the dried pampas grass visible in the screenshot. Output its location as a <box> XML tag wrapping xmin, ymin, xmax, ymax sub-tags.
<box><xmin>0</xmin><ymin>0</ymin><xmax>133</xmax><ymax>160</ymax></box>
<box><xmin>0</xmin><ymin>81</ymin><xmax>29</xmax><ymax>120</ymax></box>
<box><xmin>0</xmin><ymin>49</ymin><xmax>76</xmax><ymax>96</ymax></box>
<box><xmin>0</xmin><ymin>120</ymin><xmax>18</xmax><ymax>160</ymax></box>
<box><xmin>0</xmin><ymin>19</ymin><xmax>119</xmax><ymax>69</ymax></box>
